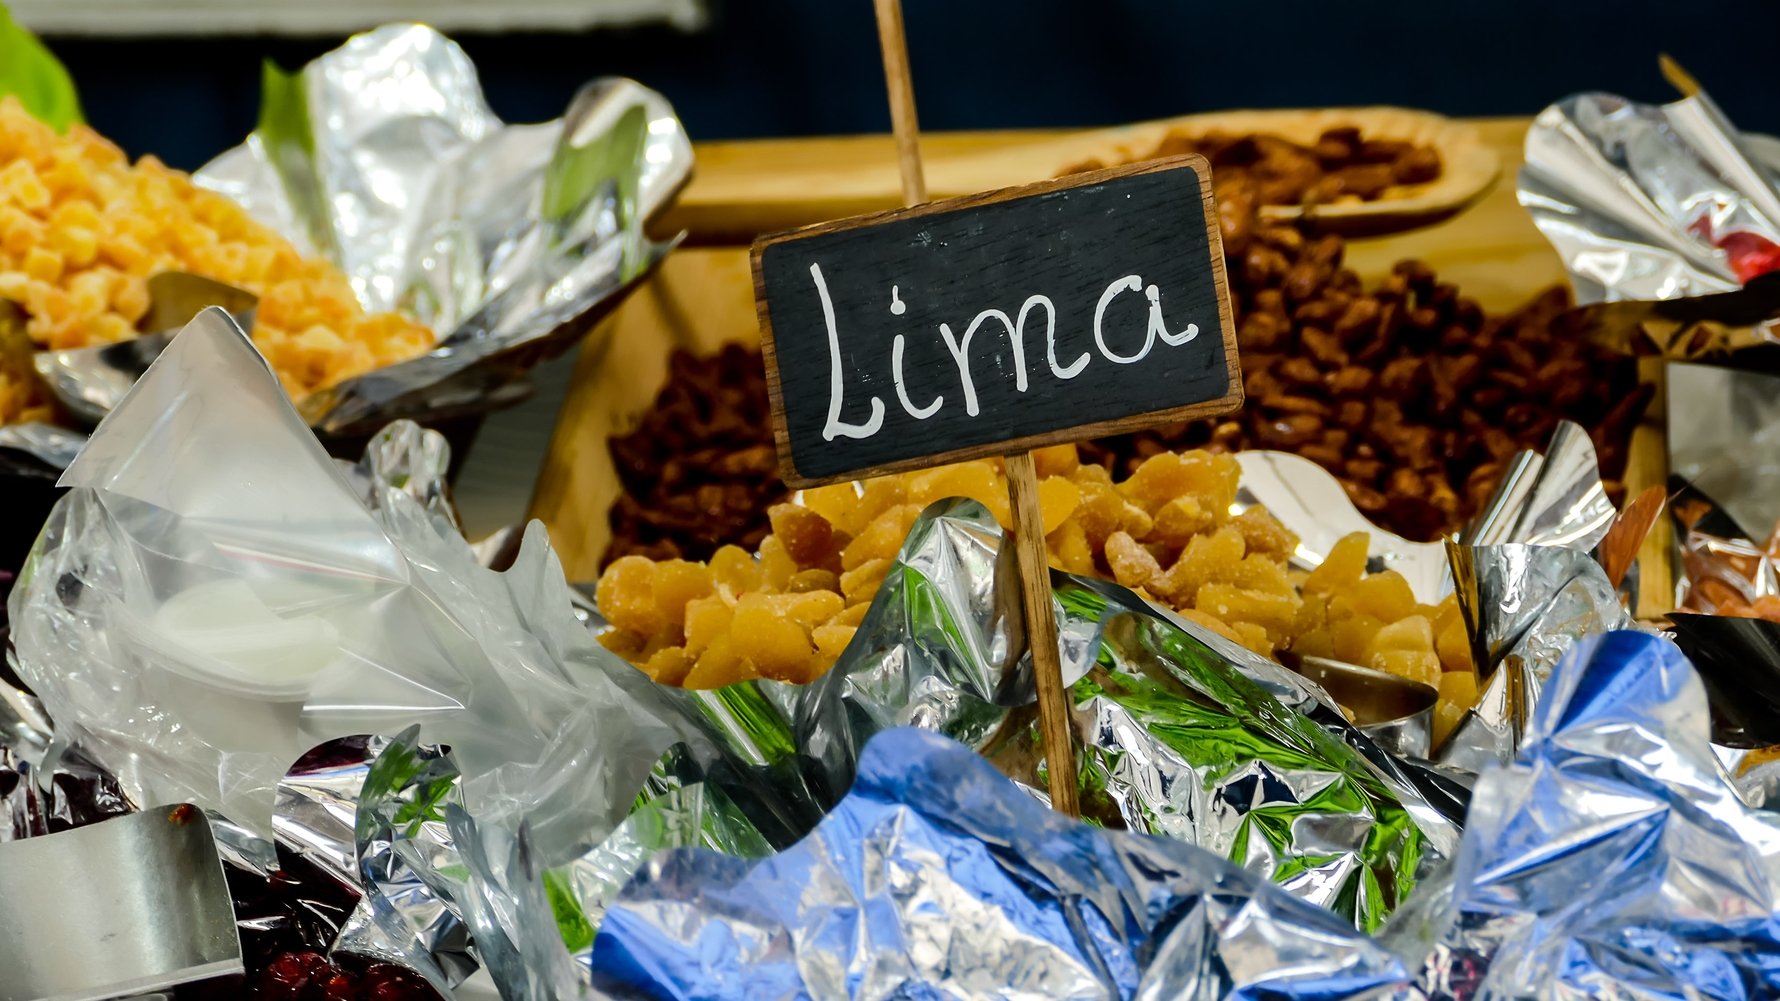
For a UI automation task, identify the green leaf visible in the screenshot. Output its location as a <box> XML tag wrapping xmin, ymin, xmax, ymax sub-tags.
<box><xmin>0</xmin><ymin>5</ymin><xmax>80</xmax><ymax>131</ymax></box>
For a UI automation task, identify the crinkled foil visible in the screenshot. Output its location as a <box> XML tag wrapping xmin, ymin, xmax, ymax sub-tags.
<box><xmin>8</xmin><ymin>309</ymin><xmax>695</xmax><ymax>858</ymax></box>
<box><xmin>1393</xmin><ymin>630</ymin><xmax>1780</xmax><ymax>999</ymax></box>
<box><xmin>1520</xmin><ymin>89</ymin><xmax>1780</xmax><ymax>303</ymax></box>
<box><xmin>1436</xmin><ymin>545</ymin><xmax>1630</xmax><ymax>771</ymax></box>
<box><xmin>592</xmin><ymin>726</ymin><xmax>1412</xmax><ymax>1001</ymax></box>
<box><xmin>1460</xmin><ymin>420</ymin><xmax>1615</xmax><ymax>552</ymax></box>
<box><xmin>40</xmin><ymin>23</ymin><xmax>691</xmax><ymax>436</ymax></box>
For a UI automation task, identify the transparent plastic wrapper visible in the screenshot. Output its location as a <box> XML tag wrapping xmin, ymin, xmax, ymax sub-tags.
<box><xmin>7</xmin><ymin>308</ymin><xmax>692</xmax><ymax>858</ymax></box>
<box><xmin>1520</xmin><ymin>88</ymin><xmax>1780</xmax><ymax>303</ymax></box>
<box><xmin>1391</xmin><ymin>630</ymin><xmax>1780</xmax><ymax>999</ymax></box>
<box><xmin>591</xmin><ymin>726</ymin><xmax>1413</xmax><ymax>1001</ymax></box>
<box><xmin>38</xmin><ymin>23</ymin><xmax>691</xmax><ymax>436</ymax></box>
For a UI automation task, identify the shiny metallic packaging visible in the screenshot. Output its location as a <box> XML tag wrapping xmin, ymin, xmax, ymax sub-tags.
<box><xmin>31</xmin><ymin>23</ymin><xmax>692</xmax><ymax>437</ymax></box>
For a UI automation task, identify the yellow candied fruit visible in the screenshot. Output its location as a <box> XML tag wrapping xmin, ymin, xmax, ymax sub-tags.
<box><xmin>0</xmin><ymin>95</ymin><xmax>435</xmax><ymax>424</ymax></box>
<box><xmin>595</xmin><ymin>445</ymin><xmax>1481</xmax><ymax>701</ymax></box>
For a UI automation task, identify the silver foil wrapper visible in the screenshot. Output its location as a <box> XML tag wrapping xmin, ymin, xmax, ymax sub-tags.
<box><xmin>591</xmin><ymin>726</ymin><xmax>1412</xmax><ymax>1001</ymax></box>
<box><xmin>1460</xmin><ymin>420</ymin><xmax>1615</xmax><ymax>552</ymax></box>
<box><xmin>37</xmin><ymin>23</ymin><xmax>691</xmax><ymax>436</ymax></box>
<box><xmin>1521</xmin><ymin>88</ymin><xmax>1780</xmax><ymax>303</ymax></box>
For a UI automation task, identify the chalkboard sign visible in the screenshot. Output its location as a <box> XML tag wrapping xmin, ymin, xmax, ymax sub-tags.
<box><xmin>752</xmin><ymin>155</ymin><xmax>1239</xmax><ymax>487</ymax></box>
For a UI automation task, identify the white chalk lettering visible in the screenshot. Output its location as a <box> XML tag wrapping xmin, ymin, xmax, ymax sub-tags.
<box><xmin>939</xmin><ymin>308</ymin><xmax>1022</xmax><ymax>416</ymax></box>
<box><xmin>813</xmin><ymin>262</ymin><xmax>884</xmax><ymax>441</ymax></box>
<box><xmin>1093</xmin><ymin>275</ymin><xmax>1152</xmax><ymax>364</ymax></box>
<box><xmin>1148</xmin><ymin>284</ymin><xmax>1198</xmax><ymax>346</ymax></box>
<box><xmin>892</xmin><ymin>334</ymin><xmax>942</xmax><ymax>418</ymax></box>
<box><xmin>1024</xmin><ymin>294</ymin><xmax>1085</xmax><ymax>380</ymax></box>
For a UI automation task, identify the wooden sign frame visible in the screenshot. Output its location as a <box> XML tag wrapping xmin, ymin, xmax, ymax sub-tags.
<box><xmin>749</xmin><ymin>153</ymin><xmax>1241</xmax><ymax>489</ymax></box>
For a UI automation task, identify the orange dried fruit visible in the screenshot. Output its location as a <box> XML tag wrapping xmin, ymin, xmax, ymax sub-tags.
<box><xmin>1304</xmin><ymin>532</ymin><xmax>1369</xmax><ymax>594</ymax></box>
<box><xmin>1036</xmin><ymin>476</ymin><xmax>1082</xmax><ymax>534</ymax></box>
<box><xmin>595</xmin><ymin>556</ymin><xmax>665</xmax><ymax>637</ymax></box>
<box><xmin>1105</xmin><ymin>531</ymin><xmax>1162</xmax><ymax>591</ymax></box>
<box><xmin>768</xmin><ymin>503</ymin><xmax>838</xmax><ymax>569</ymax></box>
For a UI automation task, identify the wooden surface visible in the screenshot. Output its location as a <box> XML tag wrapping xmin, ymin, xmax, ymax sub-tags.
<box><xmin>751</xmin><ymin>154</ymin><xmax>1239</xmax><ymax>486</ymax></box>
<box><xmin>658</xmin><ymin>109</ymin><xmax>1505</xmax><ymax>245</ymax></box>
<box><xmin>533</xmin><ymin>116</ymin><xmax>1583</xmax><ymax>583</ymax></box>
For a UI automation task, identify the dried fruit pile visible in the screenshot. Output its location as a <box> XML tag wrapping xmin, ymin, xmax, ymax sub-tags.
<box><xmin>0</xmin><ymin>96</ymin><xmax>433</xmax><ymax>420</ymax></box>
<box><xmin>597</xmin><ymin>445</ymin><xmax>1480</xmax><ymax>743</ymax></box>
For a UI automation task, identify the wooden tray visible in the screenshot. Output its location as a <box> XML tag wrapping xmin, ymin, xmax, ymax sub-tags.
<box><xmin>659</xmin><ymin>108</ymin><xmax>1500</xmax><ymax>244</ymax></box>
<box><xmin>1042</xmin><ymin>107</ymin><xmax>1502</xmax><ymax>235</ymax></box>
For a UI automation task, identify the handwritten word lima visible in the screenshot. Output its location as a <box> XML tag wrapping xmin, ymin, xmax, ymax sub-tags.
<box><xmin>811</xmin><ymin>263</ymin><xmax>1201</xmax><ymax>442</ymax></box>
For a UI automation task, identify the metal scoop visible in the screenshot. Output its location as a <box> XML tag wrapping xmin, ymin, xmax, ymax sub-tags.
<box><xmin>0</xmin><ymin>804</ymin><xmax>242</xmax><ymax>1000</ymax></box>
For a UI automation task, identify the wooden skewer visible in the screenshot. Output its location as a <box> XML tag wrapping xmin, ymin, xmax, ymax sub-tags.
<box><xmin>1600</xmin><ymin>484</ymin><xmax>1667</xmax><ymax>590</ymax></box>
<box><xmin>1659</xmin><ymin>54</ymin><xmax>1704</xmax><ymax>99</ymax></box>
<box><xmin>867</xmin><ymin>0</ymin><xmax>1079</xmax><ymax>815</ymax></box>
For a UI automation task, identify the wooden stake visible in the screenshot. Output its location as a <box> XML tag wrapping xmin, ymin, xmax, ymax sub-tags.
<box><xmin>871</xmin><ymin>0</ymin><xmax>928</xmax><ymax>205</ymax></box>
<box><xmin>1004</xmin><ymin>451</ymin><xmax>1082</xmax><ymax>815</ymax></box>
<box><xmin>868</xmin><ymin>0</ymin><xmax>1080</xmax><ymax>814</ymax></box>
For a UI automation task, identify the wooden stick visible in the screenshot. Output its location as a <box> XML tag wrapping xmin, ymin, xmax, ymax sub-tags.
<box><xmin>867</xmin><ymin>0</ymin><xmax>1078</xmax><ymax>814</ymax></box>
<box><xmin>871</xmin><ymin>0</ymin><xmax>928</xmax><ymax>205</ymax></box>
<box><xmin>1004</xmin><ymin>451</ymin><xmax>1081</xmax><ymax>815</ymax></box>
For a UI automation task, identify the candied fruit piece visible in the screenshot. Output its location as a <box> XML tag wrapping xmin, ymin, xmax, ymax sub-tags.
<box><xmin>787</xmin><ymin>568</ymin><xmax>841</xmax><ymax>594</ymax></box>
<box><xmin>758</xmin><ymin>535</ymin><xmax>796</xmax><ymax>591</ymax></box>
<box><xmin>1105</xmin><ymin>531</ymin><xmax>1162</xmax><ymax>590</ymax></box>
<box><xmin>596</xmin><ymin>556</ymin><xmax>665</xmax><ymax>637</ymax></box>
<box><xmin>780</xmin><ymin>590</ymin><xmax>845</xmax><ymax>628</ymax></box>
<box><xmin>800</xmin><ymin>482</ymin><xmax>859</xmax><ymax>531</ymax></box>
<box><xmin>1194</xmin><ymin>583</ymin><xmax>1299</xmax><ymax>644</ymax></box>
<box><xmin>1291</xmin><ymin>627</ymin><xmax>1335</xmax><ymax>660</ymax></box>
<box><xmin>1231</xmin><ymin>506</ymin><xmax>1300</xmax><ymax>561</ymax></box>
<box><xmin>1229</xmin><ymin>553</ymin><xmax>1293</xmax><ymax>595</ymax></box>
<box><xmin>828</xmin><ymin>602</ymin><xmax>871</xmax><ymax>628</ymax></box>
<box><xmin>1433</xmin><ymin>698</ymin><xmax>1467</xmax><ymax>749</ymax></box>
<box><xmin>842</xmin><ymin>503</ymin><xmax>920</xmax><ymax>571</ymax></box>
<box><xmin>1304</xmin><ymin>532</ymin><xmax>1369</xmax><ymax>594</ymax></box>
<box><xmin>769</xmin><ymin>503</ymin><xmax>838</xmax><ymax>569</ymax></box>
<box><xmin>1339</xmin><ymin>571</ymin><xmax>1416</xmax><ymax>624</ymax></box>
<box><xmin>1231</xmin><ymin>621</ymin><xmax>1274</xmax><ymax>656</ymax></box>
<box><xmin>1364</xmin><ymin>615</ymin><xmax>1435</xmax><ymax>661</ymax></box>
<box><xmin>1293</xmin><ymin>592</ymin><xmax>1328</xmax><ymax>635</ymax></box>
<box><xmin>1369</xmin><ymin>649</ymin><xmax>1441</xmax><ymax>688</ymax></box>
<box><xmin>849</xmin><ymin>478</ymin><xmax>909</xmax><ymax>535</ymax></box>
<box><xmin>644</xmin><ymin>646</ymin><xmax>694</xmax><ymax>687</ymax></box>
<box><xmin>1071</xmin><ymin>462</ymin><xmax>1113</xmax><ymax>487</ymax></box>
<box><xmin>710</xmin><ymin>545</ymin><xmax>762</xmax><ymax>593</ymax></box>
<box><xmin>683</xmin><ymin>634</ymin><xmax>755</xmax><ymax>689</ymax></box>
<box><xmin>652</xmin><ymin>560</ymin><xmax>713</xmax><ymax>631</ymax></box>
<box><xmin>841</xmin><ymin>557</ymin><xmax>893</xmax><ymax>604</ymax></box>
<box><xmin>1436</xmin><ymin>615</ymin><xmax>1472</xmax><ymax>673</ymax></box>
<box><xmin>1118</xmin><ymin>451</ymin><xmax>1239</xmax><ymax>515</ymax></box>
<box><xmin>683</xmin><ymin>597</ymin><xmax>734</xmax><ymax>659</ymax></box>
<box><xmin>1331</xmin><ymin>612</ymin><xmax>1384</xmax><ymax>664</ymax></box>
<box><xmin>1150</xmin><ymin>495</ymin><xmax>1215</xmax><ymax>549</ymax></box>
<box><xmin>813</xmin><ymin>623</ymin><xmax>857</xmax><ymax>662</ymax></box>
<box><xmin>598</xmin><ymin>627</ymin><xmax>647</xmax><ymax>661</ymax></box>
<box><xmin>1031</xmin><ymin>443</ymin><xmax>1079</xmax><ymax>478</ymax></box>
<box><xmin>731</xmin><ymin>595</ymin><xmax>818</xmax><ymax>682</ymax></box>
<box><xmin>1047</xmin><ymin>518</ymin><xmax>1096</xmax><ymax>576</ymax></box>
<box><xmin>1154</xmin><ymin>525</ymin><xmax>1245</xmax><ymax>605</ymax></box>
<box><xmin>1438</xmin><ymin>669</ymin><xmax>1479</xmax><ymax>712</ymax></box>
<box><xmin>907</xmin><ymin>462</ymin><xmax>1009</xmax><ymax>524</ymax></box>
<box><xmin>1037</xmin><ymin>476</ymin><xmax>1082</xmax><ymax>534</ymax></box>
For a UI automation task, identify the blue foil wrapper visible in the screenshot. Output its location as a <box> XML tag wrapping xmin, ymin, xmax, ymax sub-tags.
<box><xmin>591</xmin><ymin>726</ymin><xmax>1411</xmax><ymax>1001</ymax></box>
<box><xmin>1396</xmin><ymin>629</ymin><xmax>1780</xmax><ymax>999</ymax></box>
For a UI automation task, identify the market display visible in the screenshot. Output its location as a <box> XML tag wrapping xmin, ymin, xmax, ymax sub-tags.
<box><xmin>0</xmin><ymin>96</ymin><xmax>432</xmax><ymax>411</ymax></box>
<box><xmin>3</xmin><ymin>15</ymin><xmax>1777</xmax><ymax>1001</ymax></box>
<box><xmin>1065</xmin><ymin>125</ymin><xmax>1442</xmax><ymax>207</ymax></box>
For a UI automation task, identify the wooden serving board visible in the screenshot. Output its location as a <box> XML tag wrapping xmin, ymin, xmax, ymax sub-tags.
<box><xmin>658</xmin><ymin>107</ymin><xmax>1499</xmax><ymax>244</ymax></box>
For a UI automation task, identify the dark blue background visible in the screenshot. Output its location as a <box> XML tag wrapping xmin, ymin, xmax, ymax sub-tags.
<box><xmin>44</xmin><ymin>0</ymin><xmax>1780</xmax><ymax>171</ymax></box>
